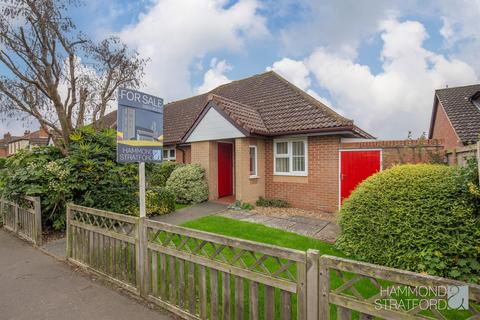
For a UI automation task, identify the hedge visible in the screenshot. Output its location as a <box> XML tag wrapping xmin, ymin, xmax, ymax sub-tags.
<box><xmin>336</xmin><ymin>164</ymin><xmax>480</xmax><ymax>283</ymax></box>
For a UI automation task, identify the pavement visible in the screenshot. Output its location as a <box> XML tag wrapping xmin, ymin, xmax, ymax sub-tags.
<box><xmin>0</xmin><ymin>230</ymin><xmax>173</xmax><ymax>320</ymax></box>
<box><xmin>219</xmin><ymin>211</ymin><xmax>340</xmax><ymax>243</ymax></box>
<box><xmin>150</xmin><ymin>201</ymin><xmax>228</xmax><ymax>225</ymax></box>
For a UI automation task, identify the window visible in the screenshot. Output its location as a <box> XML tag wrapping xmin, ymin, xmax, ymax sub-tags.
<box><xmin>163</xmin><ymin>148</ymin><xmax>176</xmax><ymax>161</ymax></box>
<box><xmin>274</xmin><ymin>138</ymin><xmax>307</xmax><ymax>176</ymax></box>
<box><xmin>474</xmin><ymin>98</ymin><xmax>480</xmax><ymax>111</ymax></box>
<box><xmin>249</xmin><ymin>146</ymin><xmax>257</xmax><ymax>177</ymax></box>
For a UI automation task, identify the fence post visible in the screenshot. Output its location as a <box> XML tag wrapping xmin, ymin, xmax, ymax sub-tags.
<box><xmin>66</xmin><ymin>204</ymin><xmax>72</xmax><ymax>259</ymax></box>
<box><xmin>318</xmin><ymin>257</ymin><xmax>330</xmax><ymax>320</ymax></box>
<box><xmin>33</xmin><ymin>197</ymin><xmax>42</xmax><ymax>246</ymax></box>
<box><xmin>136</xmin><ymin>217</ymin><xmax>148</xmax><ymax>297</ymax></box>
<box><xmin>306</xmin><ymin>249</ymin><xmax>319</xmax><ymax>320</ymax></box>
<box><xmin>13</xmin><ymin>203</ymin><xmax>18</xmax><ymax>233</ymax></box>
<box><xmin>0</xmin><ymin>198</ymin><xmax>3</xmax><ymax>227</ymax></box>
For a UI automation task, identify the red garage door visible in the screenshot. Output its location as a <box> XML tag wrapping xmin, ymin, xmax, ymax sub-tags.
<box><xmin>340</xmin><ymin>150</ymin><xmax>381</xmax><ymax>202</ymax></box>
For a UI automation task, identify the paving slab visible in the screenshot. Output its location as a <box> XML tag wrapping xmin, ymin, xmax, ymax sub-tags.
<box><xmin>151</xmin><ymin>201</ymin><xmax>228</xmax><ymax>225</ymax></box>
<box><xmin>286</xmin><ymin>222</ymin><xmax>326</xmax><ymax>237</ymax></box>
<box><xmin>219</xmin><ymin>211</ymin><xmax>255</xmax><ymax>220</ymax></box>
<box><xmin>241</xmin><ymin>214</ymin><xmax>275</xmax><ymax>224</ymax></box>
<box><xmin>0</xmin><ymin>230</ymin><xmax>173</xmax><ymax>320</ymax></box>
<box><xmin>288</xmin><ymin>215</ymin><xmax>330</xmax><ymax>228</ymax></box>
<box><xmin>261</xmin><ymin>217</ymin><xmax>296</xmax><ymax>230</ymax></box>
<box><xmin>313</xmin><ymin>222</ymin><xmax>340</xmax><ymax>243</ymax></box>
<box><xmin>41</xmin><ymin>237</ymin><xmax>67</xmax><ymax>259</ymax></box>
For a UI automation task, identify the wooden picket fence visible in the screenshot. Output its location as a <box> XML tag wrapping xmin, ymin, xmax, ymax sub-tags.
<box><xmin>66</xmin><ymin>204</ymin><xmax>480</xmax><ymax>320</ymax></box>
<box><xmin>1</xmin><ymin>196</ymin><xmax>42</xmax><ymax>245</ymax></box>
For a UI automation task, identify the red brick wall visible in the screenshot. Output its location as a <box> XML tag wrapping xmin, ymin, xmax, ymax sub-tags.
<box><xmin>340</xmin><ymin>139</ymin><xmax>445</xmax><ymax>169</ymax></box>
<box><xmin>430</xmin><ymin>102</ymin><xmax>462</xmax><ymax>149</ymax></box>
<box><xmin>265</xmin><ymin>136</ymin><xmax>340</xmax><ymax>213</ymax></box>
<box><xmin>0</xmin><ymin>148</ymin><xmax>7</xmax><ymax>157</ymax></box>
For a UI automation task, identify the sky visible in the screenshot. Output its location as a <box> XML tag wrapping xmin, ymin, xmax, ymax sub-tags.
<box><xmin>1</xmin><ymin>0</ymin><xmax>480</xmax><ymax>139</ymax></box>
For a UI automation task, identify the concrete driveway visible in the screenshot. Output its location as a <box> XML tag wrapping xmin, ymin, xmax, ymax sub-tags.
<box><xmin>0</xmin><ymin>230</ymin><xmax>173</xmax><ymax>320</ymax></box>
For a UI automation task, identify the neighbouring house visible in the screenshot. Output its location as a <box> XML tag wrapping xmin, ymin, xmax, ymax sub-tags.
<box><xmin>0</xmin><ymin>132</ymin><xmax>22</xmax><ymax>157</ymax></box>
<box><xmin>103</xmin><ymin>71</ymin><xmax>444</xmax><ymax>212</ymax></box>
<box><xmin>429</xmin><ymin>84</ymin><xmax>480</xmax><ymax>149</ymax></box>
<box><xmin>7</xmin><ymin>129</ymin><xmax>51</xmax><ymax>156</ymax></box>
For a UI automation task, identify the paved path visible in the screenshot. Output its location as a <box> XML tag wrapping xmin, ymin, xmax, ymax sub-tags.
<box><xmin>0</xmin><ymin>230</ymin><xmax>173</xmax><ymax>320</ymax></box>
<box><xmin>151</xmin><ymin>201</ymin><xmax>228</xmax><ymax>225</ymax></box>
<box><xmin>220</xmin><ymin>211</ymin><xmax>339</xmax><ymax>243</ymax></box>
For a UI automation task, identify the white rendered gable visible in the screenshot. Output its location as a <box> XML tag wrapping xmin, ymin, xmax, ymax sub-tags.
<box><xmin>186</xmin><ymin>107</ymin><xmax>245</xmax><ymax>143</ymax></box>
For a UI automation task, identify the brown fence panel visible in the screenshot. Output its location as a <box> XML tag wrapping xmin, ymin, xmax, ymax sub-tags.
<box><xmin>144</xmin><ymin>219</ymin><xmax>310</xmax><ymax>320</ymax></box>
<box><xmin>318</xmin><ymin>255</ymin><xmax>480</xmax><ymax>320</ymax></box>
<box><xmin>1</xmin><ymin>196</ymin><xmax>42</xmax><ymax>245</ymax></box>
<box><xmin>66</xmin><ymin>204</ymin><xmax>139</xmax><ymax>292</ymax></box>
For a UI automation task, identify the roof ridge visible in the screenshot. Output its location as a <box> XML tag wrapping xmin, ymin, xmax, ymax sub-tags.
<box><xmin>268</xmin><ymin>71</ymin><xmax>354</xmax><ymax>126</ymax></box>
<box><xmin>435</xmin><ymin>83</ymin><xmax>480</xmax><ymax>91</ymax></box>
<box><xmin>165</xmin><ymin>92</ymin><xmax>209</xmax><ymax>107</ymax></box>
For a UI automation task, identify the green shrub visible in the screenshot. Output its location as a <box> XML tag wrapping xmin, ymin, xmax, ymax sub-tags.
<box><xmin>336</xmin><ymin>164</ymin><xmax>480</xmax><ymax>283</ymax></box>
<box><xmin>145</xmin><ymin>187</ymin><xmax>176</xmax><ymax>216</ymax></box>
<box><xmin>256</xmin><ymin>197</ymin><xmax>290</xmax><ymax>208</ymax></box>
<box><xmin>228</xmin><ymin>200</ymin><xmax>254</xmax><ymax>211</ymax></box>
<box><xmin>148</xmin><ymin>161</ymin><xmax>184</xmax><ymax>187</ymax></box>
<box><xmin>0</xmin><ymin>127</ymin><xmax>138</xmax><ymax>230</ymax></box>
<box><xmin>166</xmin><ymin>164</ymin><xmax>209</xmax><ymax>204</ymax></box>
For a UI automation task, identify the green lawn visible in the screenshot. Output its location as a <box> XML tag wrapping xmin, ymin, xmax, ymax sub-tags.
<box><xmin>182</xmin><ymin>215</ymin><xmax>343</xmax><ymax>257</ymax></box>
<box><xmin>182</xmin><ymin>216</ymin><xmax>473</xmax><ymax>320</ymax></box>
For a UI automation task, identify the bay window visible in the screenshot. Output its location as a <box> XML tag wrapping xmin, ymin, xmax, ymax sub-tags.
<box><xmin>274</xmin><ymin>138</ymin><xmax>307</xmax><ymax>176</ymax></box>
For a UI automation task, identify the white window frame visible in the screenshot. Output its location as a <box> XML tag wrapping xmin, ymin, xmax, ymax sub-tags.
<box><xmin>249</xmin><ymin>145</ymin><xmax>258</xmax><ymax>178</ymax></box>
<box><xmin>273</xmin><ymin>138</ymin><xmax>308</xmax><ymax>176</ymax></box>
<box><xmin>163</xmin><ymin>148</ymin><xmax>176</xmax><ymax>161</ymax></box>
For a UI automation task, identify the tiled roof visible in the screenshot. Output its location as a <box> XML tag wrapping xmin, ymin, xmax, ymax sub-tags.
<box><xmin>102</xmin><ymin>71</ymin><xmax>373</xmax><ymax>144</ymax></box>
<box><xmin>434</xmin><ymin>84</ymin><xmax>480</xmax><ymax>145</ymax></box>
<box><xmin>208</xmin><ymin>94</ymin><xmax>268</xmax><ymax>134</ymax></box>
<box><xmin>211</xmin><ymin>71</ymin><xmax>354</xmax><ymax>134</ymax></box>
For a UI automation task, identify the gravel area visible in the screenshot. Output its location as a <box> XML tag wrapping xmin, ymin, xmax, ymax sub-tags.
<box><xmin>250</xmin><ymin>206</ymin><xmax>338</xmax><ymax>222</ymax></box>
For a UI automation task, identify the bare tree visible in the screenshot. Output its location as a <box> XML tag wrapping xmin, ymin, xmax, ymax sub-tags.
<box><xmin>0</xmin><ymin>0</ymin><xmax>147</xmax><ymax>153</ymax></box>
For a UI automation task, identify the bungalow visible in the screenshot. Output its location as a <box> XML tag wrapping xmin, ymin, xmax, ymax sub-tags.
<box><xmin>103</xmin><ymin>71</ymin><xmax>444</xmax><ymax>212</ymax></box>
<box><xmin>428</xmin><ymin>84</ymin><xmax>480</xmax><ymax>149</ymax></box>
<box><xmin>162</xmin><ymin>71</ymin><xmax>375</xmax><ymax>212</ymax></box>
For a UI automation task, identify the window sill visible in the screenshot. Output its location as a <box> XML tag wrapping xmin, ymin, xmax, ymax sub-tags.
<box><xmin>249</xmin><ymin>175</ymin><xmax>259</xmax><ymax>179</ymax></box>
<box><xmin>273</xmin><ymin>173</ymin><xmax>308</xmax><ymax>177</ymax></box>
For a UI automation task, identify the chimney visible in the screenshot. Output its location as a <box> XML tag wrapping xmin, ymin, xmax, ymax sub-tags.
<box><xmin>4</xmin><ymin>132</ymin><xmax>11</xmax><ymax>141</ymax></box>
<box><xmin>24</xmin><ymin>130</ymin><xmax>31</xmax><ymax>136</ymax></box>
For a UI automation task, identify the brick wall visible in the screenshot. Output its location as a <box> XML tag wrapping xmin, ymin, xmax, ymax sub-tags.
<box><xmin>191</xmin><ymin>141</ymin><xmax>218</xmax><ymax>200</ymax></box>
<box><xmin>265</xmin><ymin>136</ymin><xmax>340</xmax><ymax>213</ymax></box>
<box><xmin>430</xmin><ymin>102</ymin><xmax>462</xmax><ymax>149</ymax></box>
<box><xmin>234</xmin><ymin>137</ymin><xmax>266</xmax><ymax>204</ymax></box>
<box><xmin>175</xmin><ymin>145</ymin><xmax>191</xmax><ymax>163</ymax></box>
<box><xmin>340</xmin><ymin>139</ymin><xmax>445</xmax><ymax>169</ymax></box>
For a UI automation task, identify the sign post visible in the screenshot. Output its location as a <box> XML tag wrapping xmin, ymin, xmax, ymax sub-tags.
<box><xmin>139</xmin><ymin>162</ymin><xmax>146</xmax><ymax>217</ymax></box>
<box><xmin>116</xmin><ymin>88</ymin><xmax>164</xmax><ymax>218</ymax></box>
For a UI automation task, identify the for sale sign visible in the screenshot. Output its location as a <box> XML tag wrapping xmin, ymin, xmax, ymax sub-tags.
<box><xmin>116</xmin><ymin>88</ymin><xmax>164</xmax><ymax>163</ymax></box>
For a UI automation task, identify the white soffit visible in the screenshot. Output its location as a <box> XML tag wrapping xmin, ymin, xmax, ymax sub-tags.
<box><xmin>186</xmin><ymin>107</ymin><xmax>245</xmax><ymax>143</ymax></box>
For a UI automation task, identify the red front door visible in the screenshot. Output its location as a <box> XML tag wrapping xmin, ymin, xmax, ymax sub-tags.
<box><xmin>340</xmin><ymin>150</ymin><xmax>381</xmax><ymax>202</ymax></box>
<box><xmin>218</xmin><ymin>143</ymin><xmax>233</xmax><ymax>198</ymax></box>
